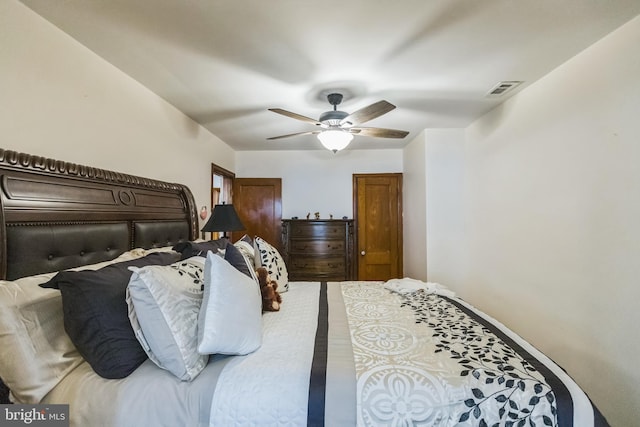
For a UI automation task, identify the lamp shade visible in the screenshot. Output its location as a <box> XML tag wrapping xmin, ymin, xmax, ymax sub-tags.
<box><xmin>201</xmin><ymin>203</ymin><xmax>245</xmax><ymax>237</ymax></box>
<box><xmin>317</xmin><ymin>130</ymin><xmax>354</xmax><ymax>153</ymax></box>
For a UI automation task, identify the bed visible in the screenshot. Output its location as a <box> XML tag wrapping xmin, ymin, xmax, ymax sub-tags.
<box><xmin>0</xmin><ymin>149</ymin><xmax>608</xmax><ymax>426</ymax></box>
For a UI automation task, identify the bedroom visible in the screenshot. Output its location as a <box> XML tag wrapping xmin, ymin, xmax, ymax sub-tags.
<box><xmin>1</xmin><ymin>1</ymin><xmax>638</xmax><ymax>426</ymax></box>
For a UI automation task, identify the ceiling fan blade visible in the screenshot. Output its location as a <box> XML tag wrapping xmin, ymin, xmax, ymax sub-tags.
<box><xmin>266</xmin><ymin>130</ymin><xmax>321</xmax><ymax>140</ymax></box>
<box><xmin>350</xmin><ymin>127</ymin><xmax>409</xmax><ymax>139</ymax></box>
<box><xmin>268</xmin><ymin>108</ymin><xmax>322</xmax><ymax>125</ymax></box>
<box><xmin>340</xmin><ymin>100</ymin><xmax>396</xmax><ymax>126</ymax></box>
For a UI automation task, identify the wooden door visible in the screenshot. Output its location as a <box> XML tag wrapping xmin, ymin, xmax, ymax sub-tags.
<box><xmin>232</xmin><ymin>178</ymin><xmax>282</xmax><ymax>251</ymax></box>
<box><xmin>353</xmin><ymin>173</ymin><xmax>403</xmax><ymax>280</ymax></box>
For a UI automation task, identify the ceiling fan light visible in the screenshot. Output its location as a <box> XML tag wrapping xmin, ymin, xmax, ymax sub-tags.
<box><xmin>317</xmin><ymin>130</ymin><xmax>353</xmax><ymax>153</ymax></box>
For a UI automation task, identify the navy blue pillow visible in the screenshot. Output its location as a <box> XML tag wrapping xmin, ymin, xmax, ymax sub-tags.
<box><xmin>41</xmin><ymin>252</ymin><xmax>180</xmax><ymax>379</ymax></box>
<box><xmin>0</xmin><ymin>378</ymin><xmax>9</xmax><ymax>404</ymax></box>
<box><xmin>172</xmin><ymin>239</ymin><xmax>228</xmax><ymax>260</ymax></box>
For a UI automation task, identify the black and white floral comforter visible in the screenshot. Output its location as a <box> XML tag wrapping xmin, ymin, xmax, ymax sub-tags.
<box><xmin>341</xmin><ymin>280</ymin><xmax>608</xmax><ymax>427</ymax></box>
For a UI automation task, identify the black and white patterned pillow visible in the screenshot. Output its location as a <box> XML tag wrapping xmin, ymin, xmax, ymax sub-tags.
<box><xmin>254</xmin><ymin>236</ymin><xmax>289</xmax><ymax>292</ymax></box>
<box><xmin>127</xmin><ymin>257</ymin><xmax>207</xmax><ymax>381</ymax></box>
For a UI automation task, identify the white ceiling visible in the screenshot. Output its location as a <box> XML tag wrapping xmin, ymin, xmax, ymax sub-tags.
<box><xmin>20</xmin><ymin>0</ymin><xmax>640</xmax><ymax>151</ymax></box>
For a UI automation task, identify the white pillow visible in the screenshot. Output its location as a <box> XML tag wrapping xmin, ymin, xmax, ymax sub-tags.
<box><xmin>127</xmin><ymin>257</ymin><xmax>208</xmax><ymax>381</ymax></box>
<box><xmin>254</xmin><ymin>236</ymin><xmax>289</xmax><ymax>292</ymax></box>
<box><xmin>198</xmin><ymin>252</ymin><xmax>262</xmax><ymax>355</ymax></box>
<box><xmin>0</xmin><ymin>249</ymin><xmax>148</xmax><ymax>403</ymax></box>
<box><xmin>0</xmin><ymin>272</ymin><xmax>82</xmax><ymax>404</ymax></box>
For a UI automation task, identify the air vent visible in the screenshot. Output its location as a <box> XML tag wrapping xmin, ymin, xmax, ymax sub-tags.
<box><xmin>486</xmin><ymin>81</ymin><xmax>523</xmax><ymax>97</ymax></box>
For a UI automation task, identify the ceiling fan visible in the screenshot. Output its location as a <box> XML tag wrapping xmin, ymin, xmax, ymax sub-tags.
<box><xmin>267</xmin><ymin>93</ymin><xmax>409</xmax><ymax>152</ymax></box>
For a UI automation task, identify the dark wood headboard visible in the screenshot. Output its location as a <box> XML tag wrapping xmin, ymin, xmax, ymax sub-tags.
<box><xmin>0</xmin><ymin>149</ymin><xmax>198</xmax><ymax>280</ymax></box>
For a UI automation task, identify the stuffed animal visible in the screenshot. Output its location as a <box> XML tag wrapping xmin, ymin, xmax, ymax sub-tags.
<box><xmin>256</xmin><ymin>267</ymin><xmax>282</xmax><ymax>312</ymax></box>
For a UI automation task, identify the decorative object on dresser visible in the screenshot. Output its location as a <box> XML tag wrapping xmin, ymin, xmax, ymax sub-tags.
<box><xmin>282</xmin><ymin>219</ymin><xmax>354</xmax><ymax>281</ymax></box>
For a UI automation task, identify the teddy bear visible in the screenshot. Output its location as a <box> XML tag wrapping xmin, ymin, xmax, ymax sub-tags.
<box><xmin>256</xmin><ymin>267</ymin><xmax>282</xmax><ymax>312</ymax></box>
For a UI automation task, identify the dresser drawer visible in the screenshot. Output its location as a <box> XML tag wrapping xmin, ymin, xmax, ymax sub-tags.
<box><xmin>288</xmin><ymin>256</ymin><xmax>346</xmax><ymax>279</ymax></box>
<box><xmin>289</xmin><ymin>239</ymin><xmax>345</xmax><ymax>254</ymax></box>
<box><xmin>289</xmin><ymin>222</ymin><xmax>346</xmax><ymax>239</ymax></box>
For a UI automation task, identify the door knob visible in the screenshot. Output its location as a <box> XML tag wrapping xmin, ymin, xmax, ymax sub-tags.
<box><xmin>360</xmin><ymin>250</ymin><xmax>366</xmax><ymax>256</ymax></box>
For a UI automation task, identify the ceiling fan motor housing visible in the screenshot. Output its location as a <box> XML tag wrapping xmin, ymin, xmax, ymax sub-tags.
<box><xmin>319</xmin><ymin>110</ymin><xmax>349</xmax><ymax>126</ymax></box>
<box><xmin>319</xmin><ymin>93</ymin><xmax>349</xmax><ymax>126</ymax></box>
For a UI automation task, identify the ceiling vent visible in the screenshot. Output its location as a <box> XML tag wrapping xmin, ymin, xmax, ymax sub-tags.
<box><xmin>486</xmin><ymin>81</ymin><xmax>523</xmax><ymax>97</ymax></box>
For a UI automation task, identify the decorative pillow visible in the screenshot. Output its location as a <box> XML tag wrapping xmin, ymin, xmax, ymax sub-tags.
<box><xmin>198</xmin><ymin>251</ymin><xmax>262</xmax><ymax>355</ymax></box>
<box><xmin>254</xmin><ymin>236</ymin><xmax>289</xmax><ymax>292</ymax></box>
<box><xmin>0</xmin><ymin>249</ymin><xmax>156</xmax><ymax>403</ymax></box>
<box><xmin>172</xmin><ymin>239</ymin><xmax>228</xmax><ymax>260</ymax></box>
<box><xmin>225</xmin><ymin>243</ymin><xmax>258</xmax><ymax>284</ymax></box>
<box><xmin>127</xmin><ymin>257</ymin><xmax>207</xmax><ymax>381</ymax></box>
<box><xmin>41</xmin><ymin>252</ymin><xmax>180</xmax><ymax>379</ymax></box>
<box><xmin>233</xmin><ymin>240</ymin><xmax>256</xmax><ymax>270</ymax></box>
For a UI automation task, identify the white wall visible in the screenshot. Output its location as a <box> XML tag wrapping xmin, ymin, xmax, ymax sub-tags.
<box><xmin>402</xmin><ymin>131</ymin><xmax>428</xmax><ymax>280</ymax></box>
<box><xmin>235</xmin><ymin>149</ymin><xmax>403</xmax><ymax>220</ymax></box>
<box><xmin>426</xmin><ymin>15</ymin><xmax>640</xmax><ymax>426</ymax></box>
<box><xmin>0</xmin><ymin>0</ymin><xmax>235</xmax><ymax>225</ymax></box>
<box><xmin>424</xmin><ymin>129</ymin><xmax>467</xmax><ymax>288</ymax></box>
<box><xmin>404</xmin><ymin>128</ymin><xmax>466</xmax><ymax>284</ymax></box>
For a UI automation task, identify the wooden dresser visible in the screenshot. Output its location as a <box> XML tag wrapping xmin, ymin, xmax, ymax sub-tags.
<box><xmin>282</xmin><ymin>219</ymin><xmax>354</xmax><ymax>281</ymax></box>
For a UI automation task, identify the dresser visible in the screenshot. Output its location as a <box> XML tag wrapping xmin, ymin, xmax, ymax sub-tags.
<box><xmin>282</xmin><ymin>219</ymin><xmax>354</xmax><ymax>281</ymax></box>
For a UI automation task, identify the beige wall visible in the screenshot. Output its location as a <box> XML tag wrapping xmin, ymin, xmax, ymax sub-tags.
<box><xmin>402</xmin><ymin>131</ymin><xmax>428</xmax><ymax>280</ymax></box>
<box><xmin>425</xmin><ymin>15</ymin><xmax>640</xmax><ymax>426</ymax></box>
<box><xmin>0</xmin><ymin>0</ymin><xmax>235</xmax><ymax>226</ymax></box>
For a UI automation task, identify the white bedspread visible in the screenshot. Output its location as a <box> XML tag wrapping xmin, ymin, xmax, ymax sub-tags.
<box><xmin>209</xmin><ymin>282</ymin><xmax>320</xmax><ymax>426</ymax></box>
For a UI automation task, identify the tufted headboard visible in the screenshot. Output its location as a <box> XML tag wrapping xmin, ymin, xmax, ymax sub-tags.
<box><xmin>0</xmin><ymin>149</ymin><xmax>198</xmax><ymax>280</ymax></box>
